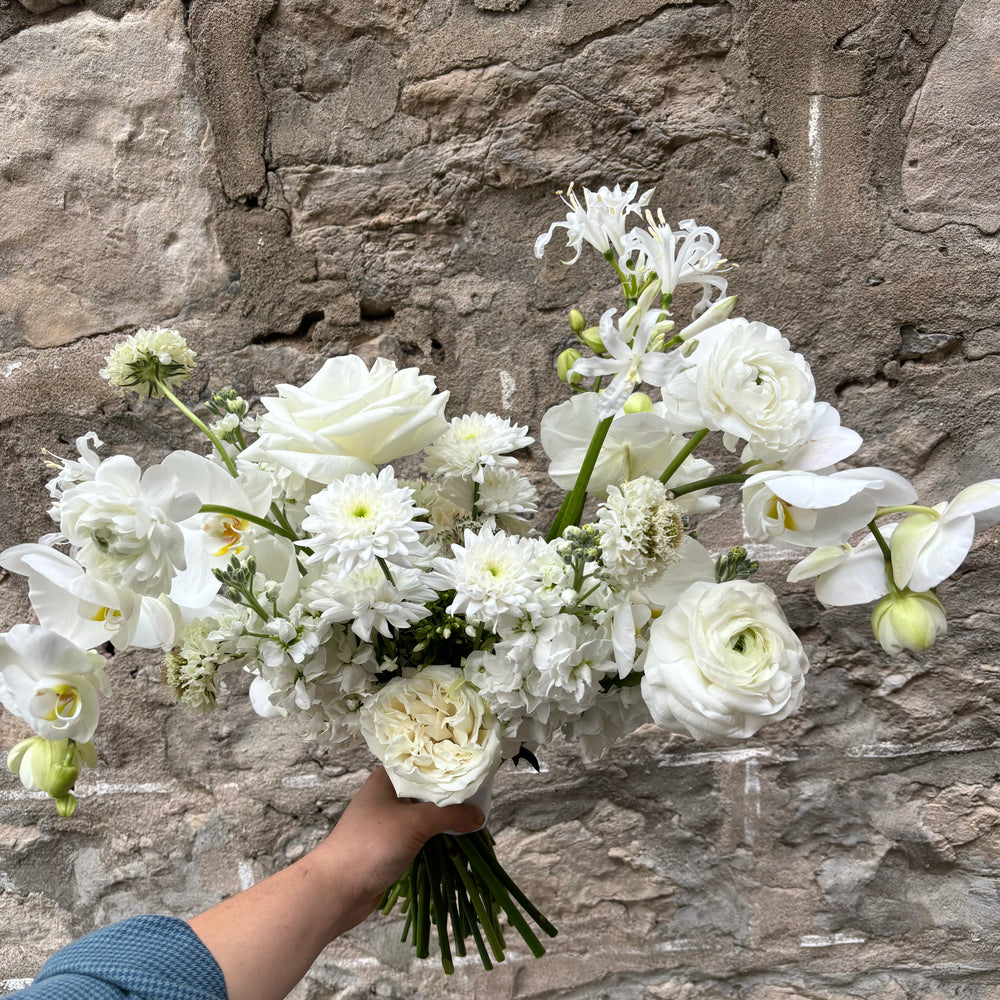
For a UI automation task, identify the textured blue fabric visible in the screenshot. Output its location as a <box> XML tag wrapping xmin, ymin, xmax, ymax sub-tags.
<box><xmin>8</xmin><ymin>915</ymin><xmax>228</xmax><ymax>1000</ymax></box>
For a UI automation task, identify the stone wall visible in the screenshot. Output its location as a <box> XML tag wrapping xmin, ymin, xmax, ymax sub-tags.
<box><xmin>2</xmin><ymin>0</ymin><xmax>1000</xmax><ymax>996</ymax></box>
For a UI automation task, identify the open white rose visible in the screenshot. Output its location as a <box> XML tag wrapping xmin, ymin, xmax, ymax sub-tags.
<box><xmin>640</xmin><ymin>580</ymin><xmax>808</xmax><ymax>740</ymax></box>
<box><xmin>360</xmin><ymin>665</ymin><xmax>501</xmax><ymax>806</ymax></box>
<box><xmin>0</xmin><ymin>625</ymin><xmax>110</xmax><ymax>742</ymax></box>
<box><xmin>241</xmin><ymin>356</ymin><xmax>449</xmax><ymax>489</ymax></box>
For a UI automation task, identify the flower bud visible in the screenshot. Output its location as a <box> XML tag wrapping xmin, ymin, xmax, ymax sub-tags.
<box><xmin>578</xmin><ymin>326</ymin><xmax>606</xmax><ymax>354</ymax></box>
<box><xmin>55</xmin><ymin>794</ymin><xmax>78</xmax><ymax>818</ymax></box>
<box><xmin>623</xmin><ymin>392</ymin><xmax>654</xmax><ymax>414</ymax></box>
<box><xmin>568</xmin><ymin>309</ymin><xmax>586</xmax><ymax>334</ymax></box>
<box><xmin>871</xmin><ymin>589</ymin><xmax>947</xmax><ymax>655</ymax></box>
<box><xmin>557</xmin><ymin>348</ymin><xmax>583</xmax><ymax>384</ymax></box>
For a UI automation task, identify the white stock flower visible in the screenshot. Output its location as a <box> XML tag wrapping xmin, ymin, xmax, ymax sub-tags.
<box><xmin>300</xmin><ymin>466</ymin><xmax>429</xmax><ymax>573</ymax></box>
<box><xmin>422</xmin><ymin>413</ymin><xmax>532</xmax><ymax>483</ymax></box>
<box><xmin>0</xmin><ymin>625</ymin><xmax>110</xmax><ymax>742</ymax></box>
<box><xmin>431</xmin><ymin>527</ymin><xmax>545</xmax><ymax>630</ymax></box>
<box><xmin>571</xmin><ymin>282</ymin><xmax>679</xmax><ymax>418</ymax></box>
<box><xmin>663</xmin><ymin>318</ymin><xmax>817</xmax><ymax>458</ymax></box>
<box><xmin>540</xmin><ymin>393</ymin><xmax>719</xmax><ymax>514</ymax></box>
<box><xmin>596</xmin><ymin>476</ymin><xmax>686</xmax><ymax>589</ymax></box>
<box><xmin>621</xmin><ymin>215</ymin><xmax>730</xmax><ymax>316</ymax></box>
<box><xmin>241</xmin><ymin>356</ymin><xmax>448</xmax><ymax>490</ymax></box>
<box><xmin>360</xmin><ymin>665</ymin><xmax>502</xmax><ymax>806</ymax></box>
<box><xmin>640</xmin><ymin>580</ymin><xmax>809</xmax><ymax>740</ymax></box>
<box><xmin>534</xmin><ymin>182</ymin><xmax>654</xmax><ymax>263</ymax></box>
<box><xmin>58</xmin><ymin>454</ymin><xmax>201</xmax><ymax>598</ymax></box>
<box><xmin>890</xmin><ymin>480</ymin><xmax>1000</xmax><ymax>592</ymax></box>
<box><xmin>743</xmin><ymin>467</ymin><xmax>916</xmax><ymax>549</ymax></box>
<box><xmin>100</xmin><ymin>327</ymin><xmax>197</xmax><ymax>399</ymax></box>
<box><xmin>563</xmin><ymin>685</ymin><xmax>652</xmax><ymax>761</ymax></box>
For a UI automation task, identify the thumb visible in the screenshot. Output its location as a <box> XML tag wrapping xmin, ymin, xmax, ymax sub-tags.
<box><xmin>415</xmin><ymin>801</ymin><xmax>486</xmax><ymax>838</ymax></box>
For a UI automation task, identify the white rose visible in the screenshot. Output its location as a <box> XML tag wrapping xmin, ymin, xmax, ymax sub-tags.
<box><xmin>662</xmin><ymin>317</ymin><xmax>816</xmax><ymax>459</ymax></box>
<box><xmin>241</xmin><ymin>356</ymin><xmax>449</xmax><ymax>488</ymax></box>
<box><xmin>0</xmin><ymin>625</ymin><xmax>110</xmax><ymax>742</ymax></box>
<box><xmin>640</xmin><ymin>580</ymin><xmax>808</xmax><ymax>740</ymax></box>
<box><xmin>360</xmin><ymin>665</ymin><xmax>501</xmax><ymax>806</ymax></box>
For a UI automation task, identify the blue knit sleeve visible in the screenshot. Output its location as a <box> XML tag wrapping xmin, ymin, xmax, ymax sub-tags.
<box><xmin>7</xmin><ymin>915</ymin><xmax>228</xmax><ymax>1000</ymax></box>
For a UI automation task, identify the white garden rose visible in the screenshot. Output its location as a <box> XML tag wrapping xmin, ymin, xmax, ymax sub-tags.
<box><xmin>662</xmin><ymin>317</ymin><xmax>817</xmax><ymax>459</ymax></box>
<box><xmin>0</xmin><ymin>625</ymin><xmax>110</xmax><ymax>742</ymax></box>
<box><xmin>640</xmin><ymin>579</ymin><xmax>808</xmax><ymax>740</ymax></box>
<box><xmin>359</xmin><ymin>665</ymin><xmax>501</xmax><ymax>806</ymax></box>
<box><xmin>241</xmin><ymin>356</ymin><xmax>449</xmax><ymax>489</ymax></box>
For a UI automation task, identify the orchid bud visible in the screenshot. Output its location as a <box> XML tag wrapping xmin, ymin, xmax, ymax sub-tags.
<box><xmin>578</xmin><ymin>326</ymin><xmax>605</xmax><ymax>354</ymax></box>
<box><xmin>871</xmin><ymin>589</ymin><xmax>947</xmax><ymax>655</ymax></box>
<box><xmin>623</xmin><ymin>392</ymin><xmax>654</xmax><ymax>414</ymax></box>
<box><xmin>557</xmin><ymin>348</ymin><xmax>583</xmax><ymax>384</ymax></box>
<box><xmin>55</xmin><ymin>794</ymin><xmax>78</xmax><ymax>818</ymax></box>
<box><xmin>568</xmin><ymin>309</ymin><xmax>586</xmax><ymax>334</ymax></box>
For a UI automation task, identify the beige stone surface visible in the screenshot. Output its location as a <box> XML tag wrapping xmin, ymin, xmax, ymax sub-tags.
<box><xmin>2</xmin><ymin>0</ymin><xmax>1000</xmax><ymax>996</ymax></box>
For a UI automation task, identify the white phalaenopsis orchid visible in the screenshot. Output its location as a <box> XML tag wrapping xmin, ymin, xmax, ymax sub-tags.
<box><xmin>534</xmin><ymin>181</ymin><xmax>653</xmax><ymax>263</ymax></box>
<box><xmin>570</xmin><ymin>281</ymin><xmax>679</xmax><ymax>418</ymax></box>
<box><xmin>786</xmin><ymin>527</ymin><xmax>897</xmax><ymax>607</ymax></box>
<box><xmin>743</xmin><ymin>467</ymin><xmax>916</xmax><ymax>548</ymax></box>
<box><xmin>621</xmin><ymin>215</ymin><xmax>731</xmax><ymax>316</ymax></box>
<box><xmin>0</xmin><ymin>624</ymin><xmax>110</xmax><ymax>743</ymax></box>
<box><xmin>889</xmin><ymin>480</ymin><xmax>1000</xmax><ymax>591</ymax></box>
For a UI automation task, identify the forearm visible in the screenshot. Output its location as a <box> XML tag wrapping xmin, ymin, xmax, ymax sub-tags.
<box><xmin>187</xmin><ymin>844</ymin><xmax>359</xmax><ymax>1000</ymax></box>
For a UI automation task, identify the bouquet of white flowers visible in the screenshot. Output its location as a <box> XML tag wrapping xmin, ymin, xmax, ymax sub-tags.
<box><xmin>2</xmin><ymin>181</ymin><xmax>997</xmax><ymax>972</ymax></box>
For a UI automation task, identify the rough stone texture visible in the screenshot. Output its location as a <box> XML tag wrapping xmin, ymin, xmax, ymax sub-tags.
<box><xmin>2</xmin><ymin>0</ymin><xmax>1000</xmax><ymax>997</ymax></box>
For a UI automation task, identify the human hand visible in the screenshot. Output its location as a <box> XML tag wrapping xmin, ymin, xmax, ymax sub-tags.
<box><xmin>310</xmin><ymin>768</ymin><xmax>486</xmax><ymax>934</ymax></box>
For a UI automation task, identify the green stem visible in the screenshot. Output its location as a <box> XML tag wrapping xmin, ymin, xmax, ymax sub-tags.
<box><xmin>157</xmin><ymin>381</ymin><xmax>238</xmax><ymax>476</ymax></box>
<box><xmin>452</xmin><ymin>848</ymin><xmax>506</xmax><ymax>962</ymax></box>
<box><xmin>377</xmin><ymin>556</ymin><xmax>397</xmax><ymax>586</ymax></box>
<box><xmin>547</xmin><ymin>414</ymin><xmax>614</xmax><ymax>541</ymax></box>
<box><xmin>668</xmin><ymin>472</ymin><xmax>749</xmax><ymax>498</ymax></box>
<box><xmin>199</xmin><ymin>504</ymin><xmax>299</xmax><ymax>541</ymax></box>
<box><xmin>867</xmin><ymin>519</ymin><xmax>899</xmax><ymax>592</ymax></box>
<box><xmin>659</xmin><ymin>429</ymin><xmax>709</xmax><ymax>486</ymax></box>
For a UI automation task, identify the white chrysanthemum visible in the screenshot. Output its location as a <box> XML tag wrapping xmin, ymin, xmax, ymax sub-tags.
<box><xmin>439</xmin><ymin>467</ymin><xmax>539</xmax><ymax>533</ymax></box>
<box><xmin>431</xmin><ymin>527</ymin><xmax>545</xmax><ymax>630</ymax></box>
<box><xmin>305</xmin><ymin>563</ymin><xmax>435</xmax><ymax>641</ymax></box>
<box><xmin>422</xmin><ymin>413</ymin><xmax>532</xmax><ymax>483</ymax></box>
<box><xmin>596</xmin><ymin>476</ymin><xmax>685</xmax><ymax>588</ymax></box>
<box><xmin>100</xmin><ymin>327</ymin><xmax>197</xmax><ymax>399</ymax></box>
<box><xmin>300</xmin><ymin>466</ymin><xmax>429</xmax><ymax>572</ymax></box>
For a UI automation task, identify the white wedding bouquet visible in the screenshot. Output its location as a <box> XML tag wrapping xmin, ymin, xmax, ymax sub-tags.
<box><xmin>2</xmin><ymin>181</ymin><xmax>998</xmax><ymax>972</ymax></box>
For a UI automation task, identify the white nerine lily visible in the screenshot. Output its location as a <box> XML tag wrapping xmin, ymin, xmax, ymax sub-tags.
<box><xmin>621</xmin><ymin>215</ymin><xmax>730</xmax><ymax>316</ymax></box>
<box><xmin>571</xmin><ymin>282</ymin><xmax>678</xmax><ymax>418</ymax></box>
<box><xmin>890</xmin><ymin>479</ymin><xmax>1000</xmax><ymax>591</ymax></box>
<box><xmin>534</xmin><ymin>182</ymin><xmax>654</xmax><ymax>263</ymax></box>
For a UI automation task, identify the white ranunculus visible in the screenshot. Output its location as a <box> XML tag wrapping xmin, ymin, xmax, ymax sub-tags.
<box><xmin>360</xmin><ymin>665</ymin><xmax>502</xmax><ymax>806</ymax></box>
<box><xmin>0</xmin><ymin>625</ymin><xmax>110</xmax><ymax>742</ymax></box>
<box><xmin>663</xmin><ymin>317</ymin><xmax>817</xmax><ymax>458</ymax></box>
<box><xmin>640</xmin><ymin>580</ymin><xmax>809</xmax><ymax>740</ymax></box>
<box><xmin>241</xmin><ymin>356</ymin><xmax>449</xmax><ymax>489</ymax></box>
